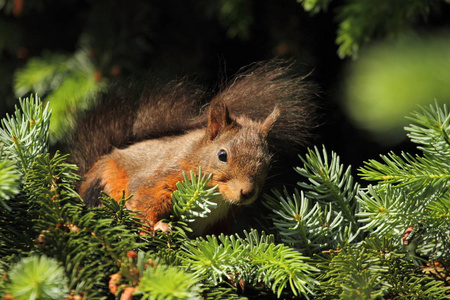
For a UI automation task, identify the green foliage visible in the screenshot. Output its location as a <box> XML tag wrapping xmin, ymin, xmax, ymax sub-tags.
<box><xmin>296</xmin><ymin>146</ymin><xmax>360</xmax><ymax>235</ymax></box>
<box><xmin>297</xmin><ymin>0</ymin><xmax>446</xmax><ymax>58</ymax></box>
<box><xmin>17</xmin><ymin>150</ymin><xmax>142</xmax><ymax>297</ymax></box>
<box><xmin>0</xmin><ymin>95</ymin><xmax>52</xmax><ymax>256</ymax></box>
<box><xmin>0</xmin><ymin>94</ymin><xmax>50</xmax><ymax>172</ymax></box>
<box><xmin>248</xmin><ymin>235</ymin><xmax>318</xmax><ymax>297</ymax></box>
<box><xmin>14</xmin><ymin>50</ymin><xmax>106</xmax><ymax>143</ymax></box>
<box><xmin>297</xmin><ymin>0</ymin><xmax>332</xmax><ymax>14</ymax></box>
<box><xmin>171</xmin><ymin>168</ymin><xmax>221</xmax><ymax>223</ymax></box>
<box><xmin>181</xmin><ymin>234</ymin><xmax>249</xmax><ymax>286</ymax></box>
<box><xmin>6</xmin><ymin>255</ymin><xmax>69</xmax><ymax>300</ymax></box>
<box><xmin>0</xmin><ymin>97</ymin><xmax>143</xmax><ymax>298</ymax></box>
<box><xmin>358</xmin><ymin>103</ymin><xmax>450</xmax><ymax>261</ymax></box>
<box><xmin>262</xmin><ymin>102</ymin><xmax>449</xmax><ymax>297</ymax></box>
<box><xmin>316</xmin><ymin>237</ymin><xmax>450</xmax><ymax>299</ymax></box>
<box><xmin>1</xmin><ymin>96</ymin><xmax>449</xmax><ymax>299</ymax></box>
<box><xmin>264</xmin><ymin>146</ymin><xmax>361</xmax><ymax>255</ymax></box>
<box><xmin>344</xmin><ymin>35</ymin><xmax>450</xmax><ymax>143</ymax></box>
<box><xmin>0</xmin><ymin>159</ymin><xmax>20</xmax><ymax>210</ymax></box>
<box><xmin>181</xmin><ymin>230</ymin><xmax>319</xmax><ymax>298</ymax></box>
<box><xmin>264</xmin><ymin>188</ymin><xmax>347</xmax><ymax>255</ymax></box>
<box><xmin>316</xmin><ymin>239</ymin><xmax>390</xmax><ymax>299</ymax></box>
<box><xmin>406</xmin><ymin>101</ymin><xmax>450</xmax><ymax>158</ymax></box>
<box><xmin>335</xmin><ymin>0</ymin><xmax>442</xmax><ymax>58</ymax></box>
<box><xmin>138</xmin><ymin>264</ymin><xmax>203</xmax><ymax>300</ymax></box>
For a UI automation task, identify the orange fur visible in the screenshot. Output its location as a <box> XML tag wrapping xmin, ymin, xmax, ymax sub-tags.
<box><xmin>102</xmin><ymin>159</ymin><xmax>130</xmax><ymax>200</ymax></box>
<box><xmin>131</xmin><ymin>173</ymin><xmax>183</xmax><ymax>227</ymax></box>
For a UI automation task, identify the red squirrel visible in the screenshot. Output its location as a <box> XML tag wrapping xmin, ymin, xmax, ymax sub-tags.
<box><xmin>68</xmin><ymin>60</ymin><xmax>316</xmax><ymax>235</ymax></box>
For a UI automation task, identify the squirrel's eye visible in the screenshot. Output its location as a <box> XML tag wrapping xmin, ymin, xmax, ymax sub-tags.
<box><xmin>218</xmin><ymin>149</ymin><xmax>228</xmax><ymax>163</ymax></box>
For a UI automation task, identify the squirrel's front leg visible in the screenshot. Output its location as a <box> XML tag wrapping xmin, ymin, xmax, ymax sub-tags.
<box><xmin>81</xmin><ymin>157</ymin><xmax>184</xmax><ymax>234</ymax></box>
<box><xmin>129</xmin><ymin>173</ymin><xmax>184</xmax><ymax>234</ymax></box>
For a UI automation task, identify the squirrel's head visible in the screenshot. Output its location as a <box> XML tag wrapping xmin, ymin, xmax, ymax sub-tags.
<box><xmin>195</xmin><ymin>101</ymin><xmax>280</xmax><ymax>205</ymax></box>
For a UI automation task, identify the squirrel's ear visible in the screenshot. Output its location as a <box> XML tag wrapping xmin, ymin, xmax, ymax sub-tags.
<box><xmin>261</xmin><ymin>106</ymin><xmax>280</xmax><ymax>136</ymax></box>
<box><xmin>207</xmin><ymin>101</ymin><xmax>233</xmax><ymax>140</ymax></box>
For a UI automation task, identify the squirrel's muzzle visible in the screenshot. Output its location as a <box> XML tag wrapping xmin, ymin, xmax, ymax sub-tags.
<box><xmin>219</xmin><ymin>179</ymin><xmax>259</xmax><ymax>205</ymax></box>
<box><xmin>240</xmin><ymin>186</ymin><xmax>256</xmax><ymax>202</ymax></box>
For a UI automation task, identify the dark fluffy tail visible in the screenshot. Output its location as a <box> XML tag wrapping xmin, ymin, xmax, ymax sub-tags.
<box><xmin>67</xmin><ymin>78</ymin><xmax>206</xmax><ymax>176</ymax></box>
<box><xmin>210</xmin><ymin>60</ymin><xmax>318</xmax><ymax>153</ymax></box>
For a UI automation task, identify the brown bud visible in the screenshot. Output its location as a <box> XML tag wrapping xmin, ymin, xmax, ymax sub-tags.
<box><xmin>120</xmin><ymin>287</ymin><xmax>136</xmax><ymax>300</ymax></box>
<box><xmin>109</xmin><ymin>273</ymin><xmax>122</xmax><ymax>295</ymax></box>
<box><xmin>126</xmin><ymin>250</ymin><xmax>138</xmax><ymax>259</ymax></box>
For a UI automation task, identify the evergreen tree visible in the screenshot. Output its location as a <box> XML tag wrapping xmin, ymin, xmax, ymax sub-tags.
<box><xmin>1</xmin><ymin>96</ymin><xmax>449</xmax><ymax>298</ymax></box>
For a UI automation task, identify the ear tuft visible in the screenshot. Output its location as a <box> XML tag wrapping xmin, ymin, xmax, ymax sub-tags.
<box><xmin>206</xmin><ymin>101</ymin><xmax>233</xmax><ymax>140</ymax></box>
<box><xmin>261</xmin><ymin>106</ymin><xmax>280</xmax><ymax>136</ymax></box>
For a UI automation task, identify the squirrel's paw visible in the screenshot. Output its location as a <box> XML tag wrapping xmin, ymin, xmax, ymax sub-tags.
<box><xmin>138</xmin><ymin>220</ymin><xmax>172</xmax><ymax>236</ymax></box>
<box><xmin>153</xmin><ymin>220</ymin><xmax>172</xmax><ymax>235</ymax></box>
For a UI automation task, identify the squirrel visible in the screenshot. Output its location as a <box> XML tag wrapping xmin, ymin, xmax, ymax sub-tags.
<box><xmin>67</xmin><ymin>60</ymin><xmax>316</xmax><ymax>236</ymax></box>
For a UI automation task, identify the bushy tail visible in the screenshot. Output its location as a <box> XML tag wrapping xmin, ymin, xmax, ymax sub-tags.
<box><xmin>210</xmin><ymin>60</ymin><xmax>318</xmax><ymax>153</ymax></box>
<box><xmin>67</xmin><ymin>78</ymin><xmax>206</xmax><ymax>175</ymax></box>
<box><xmin>67</xmin><ymin>60</ymin><xmax>317</xmax><ymax>175</ymax></box>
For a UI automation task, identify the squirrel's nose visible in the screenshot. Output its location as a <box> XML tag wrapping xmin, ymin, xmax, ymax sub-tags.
<box><xmin>240</xmin><ymin>186</ymin><xmax>256</xmax><ymax>201</ymax></box>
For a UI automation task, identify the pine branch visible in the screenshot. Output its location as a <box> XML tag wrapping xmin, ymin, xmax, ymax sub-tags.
<box><xmin>181</xmin><ymin>234</ymin><xmax>249</xmax><ymax>286</ymax></box>
<box><xmin>358</xmin><ymin>163</ymin><xmax>450</xmax><ymax>262</ymax></box>
<box><xmin>0</xmin><ymin>94</ymin><xmax>51</xmax><ymax>172</ymax></box>
<box><xmin>315</xmin><ymin>237</ymin><xmax>450</xmax><ymax>299</ymax></box>
<box><xmin>137</xmin><ymin>263</ymin><xmax>203</xmax><ymax>300</ymax></box>
<box><xmin>357</xmin><ymin>183</ymin><xmax>450</xmax><ymax>251</ymax></box>
<box><xmin>0</xmin><ymin>159</ymin><xmax>21</xmax><ymax>210</ymax></box>
<box><xmin>0</xmin><ymin>95</ymin><xmax>53</xmax><ymax>258</ymax></box>
<box><xmin>264</xmin><ymin>187</ymin><xmax>345</xmax><ymax>255</ymax></box>
<box><xmin>335</xmin><ymin>0</ymin><xmax>442</xmax><ymax>58</ymax></box>
<box><xmin>294</xmin><ymin>145</ymin><xmax>361</xmax><ymax>242</ymax></box>
<box><xmin>357</xmin><ymin>103</ymin><xmax>450</xmax><ymax>264</ymax></box>
<box><xmin>19</xmin><ymin>152</ymin><xmax>142</xmax><ymax>298</ymax></box>
<box><xmin>181</xmin><ymin>230</ymin><xmax>318</xmax><ymax>298</ymax></box>
<box><xmin>3</xmin><ymin>93</ymin><xmax>449</xmax><ymax>298</ymax></box>
<box><xmin>357</xmin><ymin>185</ymin><xmax>414</xmax><ymax>238</ymax></box>
<box><xmin>359</xmin><ymin>151</ymin><xmax>450</xmax><ymax>187</ymax></box>
<box><xmin>171</xmin><ymin>167</ymin><xmax>221</xmax><ymax>224</ymax></box>
<box><xmin>405</xmin><ymin>102</ymin><xmax>450</xmax><ymax>159</ymax></box>
<box><xmin>14</xmin><ymin>53</ymin><xmax>71</xmax><ymax>97</ymax></box>
<box><xmin>14</xmin><ymin>50</ymin><xmax>106</xmax><ymax>143</ymax></box>
<box><xmin>6</xmin><ymin>255</ymin><xmax>69</xmax><ymax>300</ymax></box>
<box><xmin>249</xmin><ymin>241</ymin><xmax>319</xmax><ymax>297</ymax></box>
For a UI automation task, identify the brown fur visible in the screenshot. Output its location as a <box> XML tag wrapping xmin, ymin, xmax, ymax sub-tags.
<box><xmin>132</xmin><ymin>173</ymin><xmax>183</xmax><ymax>229</ymax></box>
<box><xmin>66</xmin><ymin>60</ymin><xmax>316</xmax><ymax>236</ymax></box>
